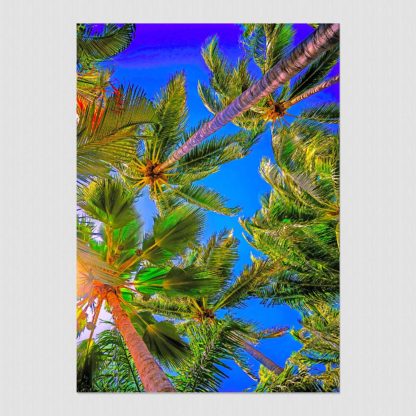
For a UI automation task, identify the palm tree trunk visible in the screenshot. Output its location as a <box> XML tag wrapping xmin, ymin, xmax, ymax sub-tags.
<box><xmin>284</xmin><ymin>75</ymin><xmax>340</xmax><ymax>108</ymax></box>
<box><xmin>155</xmin><ymin>24</ymin><xmax>340</xmax><ymax>173</ymax></box>
<box><xmin>242</xmin><ymin>340</ymin><xmax>283</xmax><ymax>375</ymax></box>
<box><xmin>106</xmin><ymin>290</ymin><xmax>176</xmax><ymax>392</ymax></box>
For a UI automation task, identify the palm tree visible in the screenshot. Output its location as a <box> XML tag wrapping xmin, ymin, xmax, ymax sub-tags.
<box><xmin>154</xmin><ymin>23</ymin><xmax>340</xmax><ymax>173</ymax></box>
<box><xmin>241</xmin><ymin>120</ymin><xmax>340</xmax><ymax>311</ymax></box>
<box><xmin>119</xmin><ymin>72</ymin><xmax>258</xmax><ymax>215</ymax></box>
<box><xmin>132</xmin><ymin>230</ymin><xmax>289</xmax><ymax>387</ymax></box>
<box><xmin>77</xmin><ymin>177</ymin><xmax>218</xmax><ymax>391</ymax></box>
<box><xmin>198</xmin><ymin>25</ymin><xmax>339</xmax><ymax>131</ymax></box>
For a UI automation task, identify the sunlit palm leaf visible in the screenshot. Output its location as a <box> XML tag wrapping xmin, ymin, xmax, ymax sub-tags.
<box><xmin>135</xmin><ymin>266</ymin><xmax>218</xmax><ymax>297</ymax></box>
<box><xmin>128</xmin><ymin>312</ymin><xmax>189</xmax><ymax>369</ymax></box>
<box><xmin>77</xmin><ymin>240</ymin><xmax>126</xmax><ymax>290</ymax></box>
<box><xmin>140</xmin><ymin>206</ymin><xmax>204</xmax><ymax>265</ymax></box>
<box><xmin>78</xmin><ymin>177</ymin><xmax>138</xmax><ymax>229</ymax></box>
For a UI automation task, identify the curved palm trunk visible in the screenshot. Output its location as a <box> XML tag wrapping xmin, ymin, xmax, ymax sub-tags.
<box><xmin>106</xmin><ymin>291</ymin><xmax>176</xmax><ymax>392</ymax></box>
<box><xmin>155</xmin><ymin>24</ymin><xmax>340</xmax><ymax>173</ymax></box>
<box><xmin>285</xmin><ymin>75</ymin><xmax>340</xmax><ymax>108</ymax></box>
<box><xmin>242</xmin><ymin>340</ymin><xmax>283</xmax><ymax>375</ymax></box>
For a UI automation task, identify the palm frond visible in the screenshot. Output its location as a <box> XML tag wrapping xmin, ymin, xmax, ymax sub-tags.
<box><xmin>140</xmin><ymin>206</ymin><xmax>204</xmax><ymax>264</ymax></box>
<box><xmin>77</xmin><ymin>240</ymin><xmax>126</xmax><ymax>291</ymax></box>
<box><xmin>201</xmin><ymin>36</ymin><xmax>233</xmax><ymax>96</ymax></box>
<box><xmin>177</xmin><ymin>128</ymin><xmax>260</xmax><ymax>173</ymax></box>
<box><xmin>77</xmin><ymin>215</ymin><xmax>95</xmax><ymax>242</ymax></box>
<box><xmin>288</xmin><ymin>45</ymin><xmax>339</xmax><ymax>99</ymax></box>
<box><xmin>213</xmin><ymin>260</ymin><xmax>272</xmax><ymax>311</ymax></box>
<box><xmin>194</xmin><ymin>229</ymin><xmax>239</xmax><ymax>286</ymax></box>
<box><xmin>128</xmin><ymin>312</ymin><xmax>189</xmax><ymax>369</ymax></box>
<box><xmin>132</xmin><ymin>296</ymin><xmax>194</xmax><ymax>320</ymax></box>
<box><xmin>169</xmin><ymin>184</ymin><xmax>240</xmax><ymax>216</ymax></box>
<box><xmin>77</xmin><ymin>24</ymin><xmax>136</xmax><ymax>68</ymax></box>
<box><xmin>243</xmin><ymin>24</ymin><xmax>294</xmax><ymax>73</ymax></box>
<box><xmin>77</xmin><ymin>339</ymin><xmax>101</xmax><ymax>391</ymax></box>
<box><xmin>149</xmin><ymin>72</ymin><xmax>188</xmax><ymax>159</ymax></box>
<box><xmin>93</xmin><ymin>329</ymin><xmax>143</xmax><ymax>391</ymax></box>
<box><xmin>77</xmin><ymin>67</ymin><xmax>112</xmax><ymax>105</ymax></box>
<box><xmin>135</xmin><ymin>266</ymin><xmax>218</xmax><ymax>297</ymax></box>
<box><xmin>174</xmin><ymin>320</ymin><xmax>247</xmax><ymax>392</ymax></box>
<box><xmin>77</xmin><ymin>86</ymin><xmax>155</xmax><ymax>180</ymax></box>
<box><xmin>197</xmin><ymin>81</ymin><xmax>223</xmax><ymax>114</ymax></box>
<box><xmin>298</xmin><ymin>103</ymin><xmax>339</xmax><ymax>124</ymax></box>
<box><xmin>255</xmin><ymin>364</ymin><xmax>324</xmax><ymax>392</ymax></box>
<box><xmin>77</xmin><ymin>177</ymin><xmax>138</xmax><ymax>229</ymax></box>
<box><xmin>199</xmin><ymin>36</ymin><xmax>262</xmax><ymax>131</ymax></box>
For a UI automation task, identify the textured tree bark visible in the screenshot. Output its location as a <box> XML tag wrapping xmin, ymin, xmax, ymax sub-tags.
<box><xmin>106</xmin><ymin>290</ymin><xmax>176</xmax><ymax>392</ymax></box>
<box><xmin>242</xmin><ymin>340</ymin><xmax>283</xmax><ymax>375</ymax></box>
<box><xmin>285</xmin><ymin>75</ymin><xmax>340</xmax><ymax>107</ymax></box>
<box><xmin>155</xmin><ymin>24</ymin><xmax>340</xmax><ymax>173</ymax></box>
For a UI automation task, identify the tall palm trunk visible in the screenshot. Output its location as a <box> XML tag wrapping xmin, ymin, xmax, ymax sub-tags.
<box><xmin>155</xmin><ymin>24</ymin><xmax>340</xmax><ymax>173</ymax></box>
<box><xmin>106</xmin><ymin>290</ymin><xmax>176</xmax><ymax>392</ymax></box>
<box><xmin>242</xmin><ymin>340</ymin><xmax>283</xmax><ymax>375</ymax></box>
<box><xmin>285</xmin><ymin>75</ymin><xmax>340</xmax><ymax>108</ymax></box>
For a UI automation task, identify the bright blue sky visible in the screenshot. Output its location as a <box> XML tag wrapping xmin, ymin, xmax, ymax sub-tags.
<box><xmin>97</xmin><ymin>23</ymin><xmax>339</xmax><ymax>392</ymax></box>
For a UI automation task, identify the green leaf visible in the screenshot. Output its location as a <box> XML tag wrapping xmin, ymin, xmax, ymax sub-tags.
<box><xmin>132</xmin><ymin>296</ymin><xmax>194</xmax><ymax>320</ymax></box>
<box><xmin>298</xmin><ymin>103</ymin><xmax>339</xmax><ymax>124</ymax></box>
<box><xmin>135</xmin><ymin>266</ymin><xmax>218</xmax><ymax>297</ymax></box>
<box><xmin>78</xmin><ymin>24</ymin><xmax>136</xmax><ymax>68</ymax></box>
<box><xmin>78</xmin><ymin>177</ymin><xmax>138</xmax><ymax>229</ymax></box>
<box><xmin>288</xmin><ymin>46</ymin><xmax>339</xmax><ymax>99</ymax></box>
<box><xmin>197</xmin><ymin>81</ymin><xmax>223</xmax><ymax>114</ymax></box>
<box><xmin>192</xmin><ymin>229</ymin><xmax>239</xmax><ymax>288</ymax></box>
<box><xmin>178</xmin><ymin>129</ymin><xmax>259</xmax><ymax>172</ymax></box>
<box><xmin>243</xmin><ymin>24</ymin><xmax>294</xmax><ymax>73</ymax></box>
<box><xmin>129</xmin><ymin>313</ymin><xmax>189</xmax><ymax>369</ymax></box>
<box><xmin>149</xmin><ymin>72</ymin><xmax>188</xmax><ymax>159</ymax></box>
<box><xmin>140</xmin><ymin>206</ymin><xmax>204</xmax><ymax>264</ymax></box>
<box><xmin>77</xmin><ymin>86</ymin><xmax>156</xmax><ymax>180</ymax></box>
<box><xmin>142</xmin><ymin>321</ymin><xmax>189</xmax><ymax>369</ymax></box>
<box><xmin>93</xmin><ymin>329</ymin><xmax>143</xmax><ymax>392</ymax></box>
<box><xmin>213</xmin><ymin>260</ymin><xmax>272</xmax><ymax>311</ymax></box>
<box><xmin>174</xmin><ymin>320</ymin><xmax>248</xmax><ymax>392</ymax></box>
<box><xmin>170</xmin><ymin>184</ymin><xmax>240</xmax><ymax>216</ymax></box>
<box><xmin>77</xmin><ymin>240</ymin><xmax>126</xmax><ymax>289</ymax></box>
<box><xmin>255</xmin><ymin>364</ymin><xmax>324</xmax><ymax>392</ymax></box>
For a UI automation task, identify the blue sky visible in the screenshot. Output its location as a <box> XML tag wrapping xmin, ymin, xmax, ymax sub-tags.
<box><xmin>97</xmin><ymin>23</ymin><xmax>339</xmax><ymax>391</ymax></box>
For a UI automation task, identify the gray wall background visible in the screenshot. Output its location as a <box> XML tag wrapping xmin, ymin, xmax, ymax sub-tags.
<box><xmin>1</xmin><ymin>0</ymin><xmax>415</xmax><ymax>415</ymax></box>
